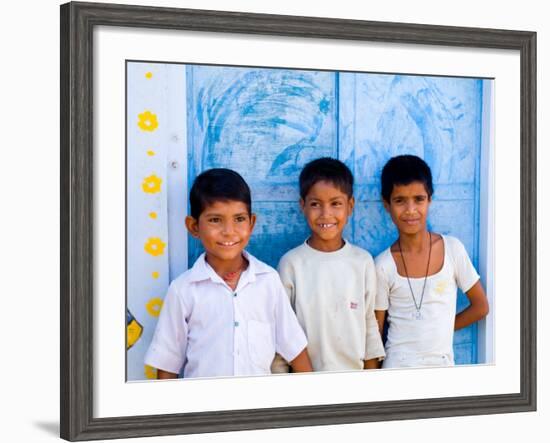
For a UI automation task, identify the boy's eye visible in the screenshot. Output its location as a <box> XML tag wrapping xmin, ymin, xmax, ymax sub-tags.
<box><xmin>309</xmin><ymin>201</ymin><xmax>320</xmax><ymax>207</ymax></box>
<box><xmin>208</xmin><ymin>217</ymin><xmax>221</xmax><ymax>223</ymax></box>
<box><xmin>235</xmin><ymin>216</ymin><xmax>247</xmax><ymax>222</ymax></box>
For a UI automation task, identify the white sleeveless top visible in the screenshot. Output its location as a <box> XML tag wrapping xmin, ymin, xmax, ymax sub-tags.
<box><xmin>375</xmin><ymin>235</ymin><xmax>479</xmax><ymax>368</ymax></box>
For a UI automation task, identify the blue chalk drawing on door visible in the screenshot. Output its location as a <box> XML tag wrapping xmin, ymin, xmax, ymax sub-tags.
<box><xmin>339</xmin><ymin>74</ymin><xmax>482</xmax><ymax>364</ymax></box>
<box><xmin>187</xmin><ymin>66</ymin><xmax>337</xmax><ymax>267</ymax></box>
<box><xmin>185</xmin><ymin>65</ymin><xmax>484</xmax><ymax>364</ymax></box>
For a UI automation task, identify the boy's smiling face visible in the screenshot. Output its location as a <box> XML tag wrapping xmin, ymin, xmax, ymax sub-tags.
<box><xmin>384</xmin><ymin>181</ymin><xmax>431</xmax><ymax>236</ymax></box>
<box><xmin>300</xmin><ymin>180</ymin><xmax>354</xmax><ymax>252</ymax></box>
<box><xmin>185</xmin><ymin>200</ymin><xmax>256</xmax><ymax>271</ymax></box>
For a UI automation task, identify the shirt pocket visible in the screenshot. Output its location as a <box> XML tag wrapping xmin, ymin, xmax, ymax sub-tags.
<box><xmin>247</xmin><ymin>320</ymin><xmax>275</xmax><ymax>372</ymax></box>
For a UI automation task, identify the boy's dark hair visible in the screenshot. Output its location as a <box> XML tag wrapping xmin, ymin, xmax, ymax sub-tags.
<box><xmin>189</xmin><ymin>168</ymin><xmax>251</xmax><ymax>219</ymax></box>
<box><xmin>299</xmin><ymin>157</ymin><xmax>354</xmax><ymax>200</ymax></box>
<box><xmin>381</xmin><ymin>155</ymin><xmax>434</xmax><ymax>202</ymax></box>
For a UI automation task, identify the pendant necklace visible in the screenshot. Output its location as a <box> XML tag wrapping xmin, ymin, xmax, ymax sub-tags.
<box><xmin>398</xmin><ymin>232</ymin><xmax>432</xmax><ymax>320</ymax></box>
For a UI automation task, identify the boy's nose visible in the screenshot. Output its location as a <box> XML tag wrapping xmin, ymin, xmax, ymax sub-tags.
<box><xmin>222</xmin><ymin>222</ymin><xmax>235</xmax><ymax>234</ymax></box>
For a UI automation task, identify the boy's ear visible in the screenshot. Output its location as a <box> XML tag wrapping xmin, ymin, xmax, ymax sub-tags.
<box><xmin>382</xmin><ymin>199</ymin><xmax>390</xmax><ymax>213</ymax></box>
<box><xmin>185</xmin><ymin>215</ymin><xmax>200</xmax><ymax>238</ymax></box>
<box><xmin>348</xmin><ymin>196</ymin><xmax>355</xmax><ymax>213</ymax></box>
<box><xmin>299</xmin><ymin>198</ymin><xmax>305</xmax><ymax>211</ymax></box>
<box><xmin>249</xmin><ymin>213</ymin><xmax>257</xmax><ymax>232</ymax></box>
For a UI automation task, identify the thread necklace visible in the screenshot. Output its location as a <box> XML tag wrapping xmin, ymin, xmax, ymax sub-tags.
<box><xmin>221</xmin><ymin>257</ymin><xmax>248</xmax><ymax>290</ymax></box>
<box><xmin>398</xmin><ymin>232</ymin><xmax>432</xmax><ymax>320</ymax></box>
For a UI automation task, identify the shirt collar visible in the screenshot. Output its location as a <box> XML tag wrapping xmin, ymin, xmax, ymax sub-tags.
<box><xmin>186</xmin><ymin>250</ymin><xmax>272</xmax><ymax>286</ymax></box>
<box><xmin>302</xmin><ymin>237</ymin><xmax>351</xmax><ymax>257</ymax></box>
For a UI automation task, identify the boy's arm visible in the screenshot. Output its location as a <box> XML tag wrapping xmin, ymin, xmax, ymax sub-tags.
<box><xmin>289</xmin><ymin>348</ymin><xmax>313</xmax><ymax>372</ymax></box>
<box><xmin>451</xmin><ymin>237</ymin><xmax>490</xmax><ymax>331</ymax></box>
<box><xmin>144</xmin><ymin>282</ymin><xmax>188</xmax><ymax>377</ymax></box>
<box><xmin>157</xmin><ymin>369</ymin><xmax>178</xmax><ymax>379</ymax></box>
<box><xmin>363</xmin><ymin>258</ymin><xmax>385</xmax><ymax>366</ymax></box>
<box><xmin>366</xmin><ymin>309</ymin><xmax>385</xmax><ymax>369</ymax></box>
<box><xmin>375</xmin><ymin>310</ymin><xmax>386</xmax><ymax>336</ymax></box>
<box><xmin>272</xmin><ymin>255</ymin><xmax>297</xmax><ymax>374</ymax></box>
<box><xmin>273</xmin><ymin>267</ymin><xmax>310</xmax><ymax>372</ymax></box>
<box><xmin>454</xmin><ymin>280</ymin><xmax>489</xmax><ymax>330</ymax></box>
<box><xmin>277</xmin><ymin>255</ymin><xmax>296</xmax><ymax>309</ymax></box>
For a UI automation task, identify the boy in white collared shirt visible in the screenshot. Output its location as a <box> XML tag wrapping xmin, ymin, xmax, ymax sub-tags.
<box><xmin>145</xmin><ymin>168</ymin><xmax>312</xmax><ymax>379</ymax></box>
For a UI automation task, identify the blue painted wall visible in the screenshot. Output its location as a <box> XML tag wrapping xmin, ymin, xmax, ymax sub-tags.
<box><xmin>185</xmin><ymin>65</ymin><xmax>485</xmax><ymax>365</ymax></box>
<box><xmin>186</xmin><ymin>66</ymin><xmax>338</xmax><ymax>267</ymax></box>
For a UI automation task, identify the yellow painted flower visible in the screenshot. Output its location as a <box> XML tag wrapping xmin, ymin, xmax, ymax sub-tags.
<box><xmin>149</xmin><ymin>211</ymin><xmax>158</xmax><ymax>219</ymax></box>
<box><xmin>151</xmin><ymin>271</ymin><xmax>160</xmax><ymax>279</ymax></box>
<box><xmin>144</xmin><ymin>364</ymin><xmax>157</xmax><ymax>380</ymax></box>
<box><xmin>146</xmin><ymin>297</ymin><xmax>164</xmax><ymax>317</ymax></box>
<box><xmin>144</xmin><ymin>237</ymin><xmax>166</xmax><ymax>256</ymax></box>
<box><xmin>147</xmin><ymin>150</ymin><xmax>156</xmax><ymax>156</ymax></box>
<box><xmin>137</xmin><ymin>110</ymin><xmax>158</xmax><ymax>132</ymax></box>
<box><xmin>142</xmin><ymin>174</ymin><xmax>162</xmax><ymax>194</ymax></box>
<box><xmin>145</xmin><ymin>72</ymin><xmax>153</xmax><ymax>79</ymax></box>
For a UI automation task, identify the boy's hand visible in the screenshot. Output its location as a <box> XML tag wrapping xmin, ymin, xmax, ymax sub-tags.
<box><xmin>363</xmin><ymin>358</ymin><xmax>380</xmax><ymax>369</ymax></box>
<box><xmin>289</xmin><ymin>348</ymin><xmax>313</xmax><ymax>372</ymax></box>
<box><xmin>157</xmin><ymin>369</ymin><xmax>178</xmax><ymax>379</ymax></box>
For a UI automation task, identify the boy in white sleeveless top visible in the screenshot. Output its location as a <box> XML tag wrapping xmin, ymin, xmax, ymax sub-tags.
<box><xmin>374</xmin><ymin>155</ymin><xmax>489</xmax><ymax>368</ymax></box>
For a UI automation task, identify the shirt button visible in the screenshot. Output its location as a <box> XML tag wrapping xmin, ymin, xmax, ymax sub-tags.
<box><xmin>234</xmin><ymin>321</ymin><xmax>239</xmax><ymax>327</ymax></box>
<box><xmin>233</xmin><ymin>292</ymin><xmax>237</xmax><ymax>297</ymax></box>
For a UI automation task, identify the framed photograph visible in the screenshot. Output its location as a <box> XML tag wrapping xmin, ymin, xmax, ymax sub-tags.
<box><xmin>60</xmin><ymin>1</ymin><xmax>536</xmax><ymax>440</ymax></box>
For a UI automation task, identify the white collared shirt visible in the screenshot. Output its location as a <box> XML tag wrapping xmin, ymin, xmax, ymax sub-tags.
<box><xmin>145</xmin><ymin>251</ymin><xmax>307</xmax><ymax>378</ymax></box>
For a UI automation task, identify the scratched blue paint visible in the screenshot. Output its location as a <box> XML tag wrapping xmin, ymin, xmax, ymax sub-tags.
<box><xmin>339</xmin><ymin>73</ymin><xmax>483</xmax><ymax>364</ymax></box>
<box><xmin>188</xmin><ymin>66</ymin><xmax>337</xmax><ymax>184</ymax></box>
<box><xmin>186</xmin><ymin>65</ymin><xmax>485</xmax><ymax>364</ymax></box>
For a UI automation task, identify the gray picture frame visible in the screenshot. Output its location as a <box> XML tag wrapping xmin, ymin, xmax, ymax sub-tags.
<box><xmin>60</xmin><ymin>1</ymin><xmax>537</xmax><ymax>441</ymax></box>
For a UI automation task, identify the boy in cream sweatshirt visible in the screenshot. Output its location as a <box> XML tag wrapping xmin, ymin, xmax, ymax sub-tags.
<box><xmin>272</xmin><ymin>158</ymin><xmax>384</xmax><ymax>373</ymax></box>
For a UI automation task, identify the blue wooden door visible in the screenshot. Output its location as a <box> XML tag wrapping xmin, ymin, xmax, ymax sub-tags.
<box><xmin>186</xmin><ymin>65</ymin><xmax>484</xmax><ymax>364</ymax></box>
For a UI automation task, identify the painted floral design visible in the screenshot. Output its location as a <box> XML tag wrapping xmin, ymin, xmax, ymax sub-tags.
<box><xmin>137</xmin><ymin>110</ymin><xmax>158</xmax><ymax>132</ymax></box>
<box><xmin>126</xmin><ymin>310</ymin><xmax>143</xmax><ymax>350</ymax></box>
<box><xmin>142</xmin><ymin>174</ymin><xmax>162</xmax><ymax>194</ymax></box>
<box><xmin>146</xmin><ymin>297</ymin><xmax>164</xmax><ymax>317</ymax></box>
<box><xmin>144</xmin><ymin>237</ymin><xmax>166</xmax><ymax>256</ymax></box>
